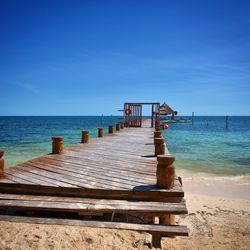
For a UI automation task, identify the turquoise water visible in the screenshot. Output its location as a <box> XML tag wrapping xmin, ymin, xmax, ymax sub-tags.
<box><xmin>0</xmin><ymin>116</ymin><xmax>120</xmax><ymax>167</ymax></box>
<box><xmin>0</xmin><ymin>116</ymin><xmax>249</xmax><ymax>176</ymax></box>
<box><xmin>163</xmin><ymin>116</ymin><xmax>250</xmax><ymax>175</ymax></box>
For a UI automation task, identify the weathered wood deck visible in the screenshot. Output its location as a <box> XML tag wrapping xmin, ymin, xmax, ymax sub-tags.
<box><xmin>0</xmin><ymin>119</ymin><xmax>188</xmax><ymax>248</ymax></box>
<box><xmin>0</xmin><ymin>120</ymin><xmax>183</xmax><ymax>201</ymax></box>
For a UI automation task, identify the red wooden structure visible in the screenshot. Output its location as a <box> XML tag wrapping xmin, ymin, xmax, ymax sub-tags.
<box><xmin>123</xmin><ymin>102</ymin><xmax>160</xmax><ymax>128</ymax></box>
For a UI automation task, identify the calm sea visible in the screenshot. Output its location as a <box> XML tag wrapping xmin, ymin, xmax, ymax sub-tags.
<box><xmin>0</xmin><ymin>116</ymin><xmax>249</xmax><ymax>176</ymax></box>
<box><xmin>163</xmin><ymin>116</ymin><xmax>250</xmax><ymax>176</ymax></box>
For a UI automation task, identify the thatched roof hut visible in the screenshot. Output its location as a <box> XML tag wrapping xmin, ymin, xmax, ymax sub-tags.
<box><xmin>158</xmin><ymin>102</ymin><xmax>177</xmax><ymax>118</ymax></box>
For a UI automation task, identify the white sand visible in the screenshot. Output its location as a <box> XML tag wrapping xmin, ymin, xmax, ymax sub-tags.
<box><xmin>0</xmin><ymin>176</ymin><xmax>249</xmax><ymax>250</ymax></box>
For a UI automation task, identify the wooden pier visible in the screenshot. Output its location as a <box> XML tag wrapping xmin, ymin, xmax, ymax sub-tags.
<box><xmin>0</xmin><ymin>119</ymin><xmax>188</xmax><ymax>248</ymax></box>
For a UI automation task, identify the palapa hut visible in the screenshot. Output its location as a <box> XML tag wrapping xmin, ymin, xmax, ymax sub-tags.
<box><xmin>158</xmin><ymin>102</ymin><xmax>178</xmax><ymax>119</ymax></box>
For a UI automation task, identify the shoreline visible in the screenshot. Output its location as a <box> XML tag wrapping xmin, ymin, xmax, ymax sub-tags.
<box><xmin>180</xmin><ymin>171</ymin><xmax>250</xmax><ymax>200</ymax></box>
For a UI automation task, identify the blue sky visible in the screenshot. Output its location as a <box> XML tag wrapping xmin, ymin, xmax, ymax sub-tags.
<box><xmin>0</xmin><ymin>0</ymin><xmax>249</xmax><ymax>116</ymax></box>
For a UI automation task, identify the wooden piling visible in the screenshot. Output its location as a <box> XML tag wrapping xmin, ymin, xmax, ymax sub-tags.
<box><xmin>154</xmin><ymin>138</ymin><xmax>165</xmax><ymax>156</ymax></box>
<box><xmin>156</xmin><ymin>155</ymin><xmax>175</xmax><ymax>189</ymax></box>
<box><xmin>108</xmin><ymin>125</ymin><xmax>114</xmax><ymax>134</ymax></box>
<box><xmin>151</xmin><ymin>232</ymin><xmax>162</xmax><ymax>249</ymax></box>
<box><xmin>155</xmin><ymin>120</ymin><xmax>161</xmax><ymax>131</ymax></box>
<box><xmin>52</xmin><ymin>137</ymin><xmax>63</xmax><ymax>154</ymax></box>
<box><xmin>159</xmin><ymin>214</ymin><xmax>175</xmax><ymax>225</ymax></box>
<box><xmin>120</xmin><ymin>122</ymin><xmax>124</xmax><ymax>129</ymax></box>
<box><xmin>154</xmin><ymin>131</ymin><xmax>162</xmax><ymax>138</ymax></box>
<box><xmin>157</xmin><ymin>155</ymin><xmax>176</xmax><ymax>233</ymax></box>
<box><xmin>0</xmin><ymin>150</ymin><xmax>4</xmax><ymax>177</ymax></box>
<box><xmin>81</xmin><ymin>131</ymin><xmax>89</xmax><ymax>143</ymax></box>
<box><xmin>116</xmin><ymin>123</ymin><xmax>120</xmax><ymax>131</ymax></box>
<box><xmin>98</xmin><ymin>128</ymin><xmax>103</xmax><ymax>137</ymax></box>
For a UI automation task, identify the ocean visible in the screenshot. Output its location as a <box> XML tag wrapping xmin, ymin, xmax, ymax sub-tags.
<box><xmin>0</xmin><ymin>116</ymin><xmax>249</xmax><ymax>176</ymax></box>
<box><xmin>163</xmin><ymin>116</ymin><xmax>250</xmax><ymax>176</ymax></box>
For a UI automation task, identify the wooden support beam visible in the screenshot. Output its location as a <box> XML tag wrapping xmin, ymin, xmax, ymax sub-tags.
<box><xmin>52</xmin><ymin>137</ymin><xmax>63</xmax><ymax>154</ymax></box>
<box><xmin>0</xmin><ymin>150</ymin><xmax>4</xmax><ymax>178</ymax></box>
<box><xmin>151</xmin><ymin>232</ymin><xmax>162</xmax><ymax>249</ymax></box>
<box><xmin>81</xmin><ymin>131</ymin><xmax>89</xmax><ymax>143</ymax></box>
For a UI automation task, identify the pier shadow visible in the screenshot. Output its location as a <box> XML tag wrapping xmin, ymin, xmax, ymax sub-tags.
<box><xmin>141</xmin><ymin>154</ymin><xmax>155</xmax><ymax>158</ymax></box>
<box><xmin>133</xmin><ymin>185</ymin><xmax>159</xmax><ymax>191</ymax></box>
<box><xmin>144</xmin><ymin>143</ymin><xmax>154</xmax><ymax>145</ymax></box>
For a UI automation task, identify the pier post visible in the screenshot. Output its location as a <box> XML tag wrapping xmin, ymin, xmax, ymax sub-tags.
<box><xmin>120</xmin><ymin>122</ymin><xmax>124</xmax><ymax>129</ymax></box>
<box><xmin>52</xmin><ymin>137</ymin><xmax>63</xmax><ymax>154</ymax></box>
<box><xmin>0</xmin><ymin>150</ymin><xmax>4</xmax><ymax>177</ymax></box>
<box><xmin>156</xmin><ymin>155</ymin><xmax>175</xmax><ymax>189</ymax></box>
<box><xmin>108</xmin><ymin>125</ymin><xmax>114</xmax><ymax>134</ymax></box>
<box><xmin>98</xmin><ymin>128</ymin><xmax>103</xmax><ymax>137</ymax></box>
<box><xmin>225</xmin><ymin>116</ymin><xmax>229</xmax><ymax>129</ymax></box>
<box><xmin>154</xmin><ymin>131</ymin><xmax>162</xmax><ymax>139</ymax></box>
<box><xmin>157</xmin><ymin>155</ymin><xmax>176</xmax><ymax>228</ymax></box>
<box><xmin>155</xmin><ymin>120</ymin><xmax>161</xmax><ymax>131</ymax></box>
<box><xmin>81</xmin><ymin>131</ymin><xmax>89</xmax><ymax>143</ymax></box>
<box><xmin>116</xmin><ymin>123</ymin><xmax>120</xmax><ymax>131</ymax></box>
<box><xmin>154</xmin><ymin>138</ymin><xmax>165</xmax><ymax>156</ymax></box>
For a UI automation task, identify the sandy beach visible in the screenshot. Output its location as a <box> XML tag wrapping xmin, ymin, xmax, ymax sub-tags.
<box><xmin>0</xmin><ymin>175</ymin><xmax>249</xmax><ymax>250</ymax></box>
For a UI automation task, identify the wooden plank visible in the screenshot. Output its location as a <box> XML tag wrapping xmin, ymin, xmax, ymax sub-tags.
<box><xmin>0</xmin><ymin>199</ymin><xmax>187</xmax><ymax>214</ymax></box>
<box><xmin>27</xmin><ymin>159</ymin><xmax>156</xmax><ymax>186</ymax></box>
<box><xmin>35</xmin><ymin>157</ymin><xmax>156</xmax><ymax>181</ymax></box>
<box><xmin>43</xmin><ymin>155</ymin><xmax>156</xmax><ymax>176</ymax></box>
<box><xmin>0</xmin><ymin>193</ymin><xmax>188</xmax><ymax>214</ymax></box>
<box><xmin>15</xmin><ymin>164</ymin><xmax>115</xmax><ymax>190</ymax></box>
<box><xmin>0</xmin><ymin>183</ymin><xmax>184</xmax><ymax>202</ymax></box>
<box><xmin>0</xmin><ymin>193</ymin><xmax>185</xmax><ymax>206</ymax></box>
<box><xmin>19</xmin><ymin>163</ymin><xmax>136</xmax><ymax>190</ymax></box>
<box><xmin>7</xmin><ymin>167</ymin><xmax>76</xmax><ymax>188</ymax></box>
<box><xmin>6</xmin><ymin>168</ymin><xmax>58</xmax><ymax>187</ymax></box>
<box><xmin>3</xmin><ymin>172</ymin><xmax>39</xmax><ymax>185</ymax></box>
<box><xmin>0</xmin><ymin>215</ymin><xmax>189</xmax><ymax>236</ymax></box>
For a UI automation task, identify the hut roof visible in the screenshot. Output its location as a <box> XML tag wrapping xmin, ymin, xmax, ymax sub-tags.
<box><xmin>158</xmin><ymin>102</ymin><xmax>177</xmax><ymax>115</ymax></box>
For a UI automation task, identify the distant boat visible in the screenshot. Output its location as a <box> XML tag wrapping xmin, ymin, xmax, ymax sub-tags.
<box><xmin>160</xmin><ymin>118</ymin><xmax>191</xmax><ymax>127</ymax></box>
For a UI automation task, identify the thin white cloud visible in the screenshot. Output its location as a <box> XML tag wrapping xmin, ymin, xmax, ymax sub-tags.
<box><xmin>15</xmin><ymin>82</ymin><xmax>40</xmax><ymax>95</ymax></box>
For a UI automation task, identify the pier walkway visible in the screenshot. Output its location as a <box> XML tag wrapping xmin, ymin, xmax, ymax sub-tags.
<box><xmin>0</xmin><ymin>119</ymin><xmax>188</xmax><ymax>248</ymax></box>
